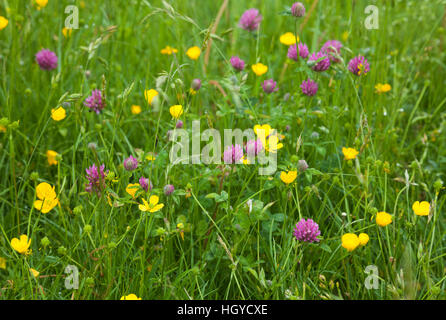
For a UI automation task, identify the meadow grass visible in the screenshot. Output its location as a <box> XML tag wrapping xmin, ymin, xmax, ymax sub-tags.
<box><xmin>0</xmin><ymin>0</ymin><xmax>445</xmax><ymax>300</ymax></box>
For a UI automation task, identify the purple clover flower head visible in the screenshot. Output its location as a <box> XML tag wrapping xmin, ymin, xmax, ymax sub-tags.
<box><xmin>85</xmin><ymin>164</ymin><xmax>107</xmax><ymax>196</ymax></box>
<box><xmin>191</xmin><ymin>78</ymin><xmax>202</xmax><ymax>91</ymax></box>
<box><xmin>287</xmin><ymin>45</ymin><xmax>298</xmax><ymax>61</ymax></box>
<box><xmin>298</xmin><ymin>43</ymin><xmax>309</xmax><ymax>59</ymax></box>
<box><xmin>262</xmin><ymin>79</ymin><xmax>278</xmax><ymax>94</ymax></box>
<box><xmin>35</xmin><ymin>49</ymin><xmax>58</xmax><ymax>71</ymax></box>
<box><xmin>164</xmin><ymin>184</ymin><xmax>175</xmax><ymax>196</ymax></box>
<box><xmin>176</xmin><ymin>120</ymin><xmax>184</xmax><ymax>129</ymax></box>
<box><xmin>291</xmin><ymin>2</ymin><xmax>306</xmax><ymax>18</ymax></box>
<box><xmin>84</xmin><ymin>89</ymin><xmax>105</xmax><ymax>114</ymax></box>
<box><xmin>139</xmin><ymin>177</ymin><xmax>153</xmax><ymax>192</ymax></box>
<box><xmin>293</xmin><ymin>218</ymin><xmax>321</xmax><ymax>243</ymax></box>
<box><xmin>300</xmin><ymin>79</ymin><xmax>318</xmax><ymax>96</ymax></box>
<box><xmin>230</xmin><ymin>56</ymin><xmax>245</xmax><ymax>71</ymax></box>
<box><xmin>246</xmin><ymin>138</ymin><xmax>264</xmax><ymax>157</ymax></box>
<box><xmin>348</xmin><ymin>55</ymin><xmax>370</xmax><ymax>76</ymax></box>
<box><xmin>300</xmin><ymin>79</ymin><xmax>318</xmax><ymax>97</ymax></box>
<box><xmin>239</xmin><ymin>8</ymin><xmax>262</xmax><ymax>32</ymax></box>
<box><xmin>123</xmin><ymin>155</ymin><xmax>138</xmax><ymax>171</ymax></box>
<box><xmin>288</xmin><ymin>43</ymin><xmax>310</xmax><ymax>61</ymax></box>
<box><xmin>321</xmin><ymin>40</ymin><xmax>343</xmax><ymax>63</ymax></box>
<box><xmin>223</xmin><ymin>144</ymin><xmax>244</xmax><ymax>164</ymax></box>
<box><xmin>298</xmin><ymin>159</ymin><xmax>309</xmax><ymax>172</ymax></box>
<box><xmin>308</xmin><ymin>52</ymin><xmax>331</xmax><ymax>72</ymax></box>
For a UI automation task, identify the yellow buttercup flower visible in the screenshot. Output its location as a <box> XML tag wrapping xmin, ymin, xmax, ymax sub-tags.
<box><xmin>342</xmin><ymin>147</ymin><xmax>359</xmax><ymax>160</ymax></box>
<box><xmin>145</xmin><ymin>153</ymin><xmax>156</xmax><ymax>161</ymax></box>
<box><xmin>186</xmin><ymin>46</ymin><xmax>201</xmax><ymax>60</ymax></box>
<box><xmin>412</xmin><ymin>201</ymin><xmax>430</xmax><ymax>216</ymax></box>
<box><xmin>169</xmin><ymin>105</ymin><xmax>183</xmax><ymax>119</ymax></box>
<box><xmin>11</xmin><ymin>235</ymin><xmax>32</xmax><ymax>255</ymax></box>
<box><xmin>254</xmin><ymin>124</ymin><xmax>283</xmax><ymax>153</ymax></box>
<box><xmin>341</xmin><ymin>233</ymin><xmax>359</xmax><ymax>252</ymax></box>
<box><xmin>62</xmin><ymin>27</ymin><xmax>72</xmax><ymax>38</ymax></box>
<box><xmin>160</xmin><ymin>46</ymin><xmax>178</xmax><ymax>55</ymax></box>
<box><xmin>51</xmin><ymin>106</ymin><xmax>66</xmax><ymax>121</ymax></box>
<box><xmin>254</xmin><ymin>124</ymin><xmax>272</xmax><ymax>139</ymax></box>
<box><xmin>126</xmin><ymin>183</ymin><xmax>140</xmax><ymax>199</ymax></box>
<box><xmin>139</xmin><ymin>195</ymin><xmax>164</xmax><ymax>213</ymax></box>
<box><xmin>35</xmin><ymin>0</ymin><xmax>48</xmax><ymax>10</ymax></box>
<box><xmin>120</xmin><ymin>294</ymin><xmax>142</xmax><ymax>300</ymax></box>
<box><xmin>0</xmin><ymin>125</ymin><xmax>6</xmax><ymax>133</ymax></box>
<box><xmin>46</xmin><ymin>150</ymin><xmax>58</xmax><ymax>166</ymax></box>
<box><xmin>358</xmin><ymin>233</ymin><xmax>369</xmax><ymax>246</ymax></box>
<box><xmin>131</xmin><ymin>105</ymin><xmax>142</xmax><ymax>115</ymax></box>
<box><xmin>34</xmin><ymin>182</ymin><xmax>59</xmax><ymax>214</ymax></box>
<box><xmin>376</xmin><ymin>211</ymin><xmax>392</xmax><ymax>227</ymax></box>
<box><xmin>375</xmin><ymin>83</ymin><xmax>391</xmax><ymax>94</ymax></box>
<box><xmin>30</xmin><ymin>268</ymin><xmax>40</xmax><ymax>278</ymax></box>
<box><xmin>177</xmin><ymin>223</ymin><xmax>185</xmax><ymax>240</ymax></box>
<box><xmin>264</xmin><ymin>135</ymin><xmax>283</xmax><ymax>153</ymax></box>
<box><xmin>252</xmin><ymin>63</ymin><xmax>268</xmax><ymax>76</ymax></box>
<box><xmin>144</xmin><ymin>89</ymin><xmax>158</xmax><ymax>105</ymax></box>
<box><xmin>0</xmin><ymin>16</ymin><xmax>9</xmax><ymax>30</ymax></box>
<box><xmin>279</xmin><ymin>32</ymin><xmax>299</xmax><ymax>46</ymax></box>
<box><xmin>0</xmin><ymin>257</ymin><xmax>6</xmax><ymax>269</ymax></box>
<box><xmin>342</xmin><ymin>31</ymin><xmax>349</xmax><ymax>42</ymax></box>
<box><xmin>280</xmin><ymin>171</ymin><xmax>297</xmax><ymax>184</ymax></box>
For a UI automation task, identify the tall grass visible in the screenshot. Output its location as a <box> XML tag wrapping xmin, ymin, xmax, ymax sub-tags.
<box><xmin>0</xmin><ymin>0</ymin><xmax>445</xmax><ymax>300</ymax></box>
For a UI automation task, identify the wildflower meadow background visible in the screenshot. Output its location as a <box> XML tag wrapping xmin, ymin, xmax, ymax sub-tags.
<box><xmin>0</xmin><ymin>0</ymin><xmax>445</xmax><ymax>300</ymax></box>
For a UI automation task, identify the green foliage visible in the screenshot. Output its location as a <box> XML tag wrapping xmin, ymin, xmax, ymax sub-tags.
<box><xmin>0</xmin><ymin>0</ymin><xmax>445</xmax><ymax>300</ymax></box>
